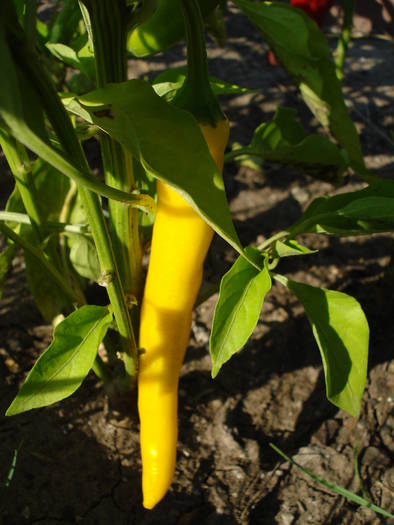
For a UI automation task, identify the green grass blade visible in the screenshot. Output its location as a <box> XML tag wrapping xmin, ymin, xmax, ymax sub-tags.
<box><xmin>269</xmin><ymin>443</ymin><xmax>394</xmax><ymax>520</ymax></box>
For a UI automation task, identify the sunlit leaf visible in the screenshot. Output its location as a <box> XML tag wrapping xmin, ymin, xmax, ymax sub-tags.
<box><xmin>232</xmin><ymin>107</ymin><xmax>347</xmax><ymax>182</ymax></box>
<box><xmin>210</xmin><ymin>247</ymin><xmax>271</xmax><ymax>377</ymax></box>
<box><xmin>290</xmin><ymin>180</ymin><xmax>394</xmax><ymax>236</ymax></box>
<box><xmin>286</xmin><ymin>279</ymin><xmax>369</xmax><ymax>416</ymax></box>
<box><xmin>6</xmin><ymin>305</ymin><xmax>113</xmax><ymax>416</ymax></box>
<box><xmin>272</xmin><ymin>239</ymin><xmax>317</xmax><ymax>258</ymax></box>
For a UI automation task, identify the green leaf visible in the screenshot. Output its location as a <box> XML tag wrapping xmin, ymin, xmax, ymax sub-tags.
<box><xmin>69</xmin><ymin>236</ymin><xmax>100</xmax><ymax>281</ymax></box>
<box><xmin>72</xmin><ymin>79</ymin><xmax>242</xmax><ymax>255</ymax></box>
<box><xmin>234</xmin><ymin>0</ymin><xmax>364</xmax><ymax>172</ymax></box>
<box><xmin>5</xmin><ymin>185</ymin><xmax>24</xmax><ymax>231</ymax></box>
<box><xmin>63</xmin><ymin>189</ymin><xmax>100</xmax><ymax>282</ymax></box>
<box><xmin>339</xmin><ymin>196</ymin><xmax>394</xmax><ymax>222</ymax></box>
<box><xmin>49</xmin><ymin>0</ymin><xmax>82</xmax><ymax>45</ymax></box>
<box><xmin>270</xmin><ymin>443</ymin><xmax>394</xmax><ymax>520</ymax></box>
<box><xmin>46</xmin><ymin>41</ymin><xmax>95</xmax><ymax>79</ymax></box>
<box><xmin>210</xmin><ymin>247</ymin><xmax>271</xmax><ymax>377</ymax></box>
<box><xmin>231</xmin><ymin>107</ymin><xmax>347</xmax><ymax>183</ymax></box>
<box><xmin>290</xmin><ymin>180</ymin><xmax>394</xmax><ymax>236</ymax></box>
<box><xmin>0</xmin><ymin>245</ymin><xmax>16</xmax><ymax>299</ymax></box>
<box><xmin>24</xmin><ymin>251</ymin><xmax>71</xmax><ymax>322</ymax></box>
<box><xmin>30</xmin><ymin>158</ymin><xmax>71</xmax><ymax>222</ymax></box>
<box><xmin>6</xmin><ymin>305</ymin><xmax>113</xmax><ymax>416</ymax></box>
<box><xmin>46</xmin><ymin>42</ymin><xmax>81</xmax><ymax>69</ymax></box>
<box><xmin>273</xmin><ymin>239</ymin><xmax>317</xmax><ymax>258</ymax></box>
<box><xmin>286</xmin><ymin>279</ymin><xmax>369</xmax><ymax>417</ymax></box>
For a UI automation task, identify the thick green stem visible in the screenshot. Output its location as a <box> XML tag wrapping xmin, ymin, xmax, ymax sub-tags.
<box><xmin>8</xmin><ymin>26</ymin><xmax>138</xmax><ymax>380</ymax></box>
<box><xmin>174</xmin><ymin>0</ymin><xmax>223</xmax><ymax>125</ymax></box>
<box><xmin>85</xmin><ymin>0</ymin><xmax>142</xmax><ymax>302</ymax></box>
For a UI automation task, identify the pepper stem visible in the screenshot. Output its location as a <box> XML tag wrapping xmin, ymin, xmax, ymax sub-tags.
<box><xmin>174</xmin><ymin>0</ymin><xmax>224</xmax><ymax>126</ymax></box>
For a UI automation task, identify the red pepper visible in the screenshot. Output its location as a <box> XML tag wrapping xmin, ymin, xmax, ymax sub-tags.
<box><xmin>290</xmin><ymin>0</ymin><xmax>336</xmax><ymax>27</ymax></box>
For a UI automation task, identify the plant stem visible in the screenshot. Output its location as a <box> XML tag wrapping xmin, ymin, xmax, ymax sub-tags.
<box><xmin>8</xmin><ymin>26</ymin><xmax>139</xmax><ymax>380</ymax></box>
<box><xmin>0</xmin><ymin>127</ymin><xmax>79</xmax><ymax>313</ymax></box>
<box><xmin>335</xmin><ymin>0</ymin><xmax>355</xmax><ymax>81</ymax></box>
<box><xmin>174</xmin><ymin>0</ymin><xmax>223</xmax><ymax>125</ymax></box>
<box><xmin>0</xmin><ymin>211</ymin><xmax>90</xmax><ymax>235</ymax></box>
<box><xmin>0</xmin><ymin>129</ymin><xmax>43</xmax><ymax>241</ymax></box>
<box><xmin>258</xmin><ymin>231</ymin><xmax>289</xmax><ymax>251</ymax></box>
<box><xmin>0</xmin><ymin>221</ymin><xmax>80</xmax><ymax>305</ymax></box>
<box><xmin>85</xmin><ymin>0</ymin><xmax>142</xmax><ymax>303</ymax></box>
<box><xmin>24</xmin><ymin>0</ymin><xmax>37</xmax><ymax>47</ymax></box>
<box><xmin>3</xmin><ymin>123</ymin><xmax>153</xmax><ymax>210</ymax></box>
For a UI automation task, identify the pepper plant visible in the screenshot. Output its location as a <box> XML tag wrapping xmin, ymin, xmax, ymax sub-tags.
<box><xmin>0</xmin><ymin>0</ymin><xmax>392</xmax><ymax>509</ymax></box>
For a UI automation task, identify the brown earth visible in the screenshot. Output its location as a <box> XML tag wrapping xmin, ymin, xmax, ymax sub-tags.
<box><xmin>0</xmin><ymin>4</ymin><xmax>393</xmax><ymax>525</ymax></box>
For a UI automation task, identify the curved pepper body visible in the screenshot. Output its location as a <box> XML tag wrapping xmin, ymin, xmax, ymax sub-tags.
<box><xmin>127</xmin><ymin>0</ymin><xmax>219</xmax><ymax>57</ymax></box>
<box><xmin>138</xmin><ymin>118</ymin><xmax>229</xmax><ymax>509</ymax></box>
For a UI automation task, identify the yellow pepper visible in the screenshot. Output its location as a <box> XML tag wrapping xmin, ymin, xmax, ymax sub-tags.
<box><xmin>138</xmin><ymin>118</ymin><xmax>229</xmax><ymax>509</ymax></box>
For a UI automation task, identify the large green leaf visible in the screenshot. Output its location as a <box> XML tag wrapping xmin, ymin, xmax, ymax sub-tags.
<box><xmin>6</xmin><ymin>305</ymin><xmax>113</xmax><ymax>416</ymax></box>
<box><xmin>70</xmin><ymin>79</ymin><xmax>242</xmax><ymax>255</ymax></box>
<box><xmin>289</xmin><ymin>180</ymin><xmax>394</xmax><ymax>236</ymax></box>
<box><xmin>286</xmin><ymin>279</ymin><xmax>369</xmax><ymax>417</ymax></box>
<box><xmin>210</xmin><ymin>247</ymin><xmax>271</xmax><ymax>377</ymax></box>
<box><xmin>234</xmin><ymin>0</ymin><xmax>364</xmax><ymax>172</ymax></box>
